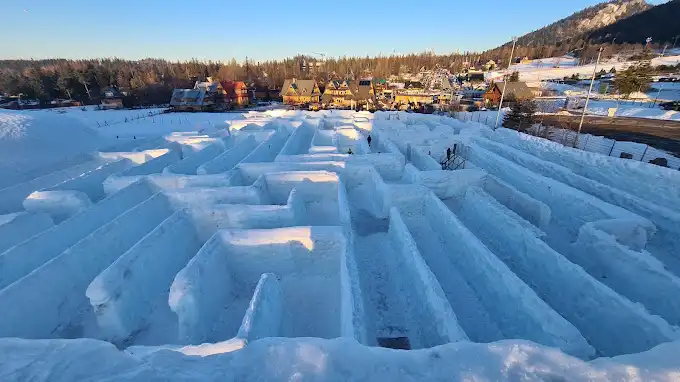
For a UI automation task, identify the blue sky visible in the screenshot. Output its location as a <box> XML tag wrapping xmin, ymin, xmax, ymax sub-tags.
<box><xmin>0</xmin><ymin>0</ymin><xmax>667</xmax><ymax>62</ymax></box>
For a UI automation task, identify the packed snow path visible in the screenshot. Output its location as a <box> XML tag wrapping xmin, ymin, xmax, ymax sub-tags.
<box><xmin>1</xmin><ymin>109</ymin><xmax>680</xmax><ymax>380</ymax></box>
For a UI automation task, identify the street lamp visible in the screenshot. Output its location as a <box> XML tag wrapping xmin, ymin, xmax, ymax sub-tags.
<box><xmin>494</xmin><ymin>37</ymin><xmax>518</xmax><ymax>130</ymax></box>
<box><xmin>575</xmin><ymin>47</ymin><xmax>603</xmax><ymax>148</ymax></box>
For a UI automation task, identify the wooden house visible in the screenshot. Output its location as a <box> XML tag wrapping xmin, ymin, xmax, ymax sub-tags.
<box><xmin>100</xmin><ymin>87</ymin><xmax>124</xmax><ymax>109</ymax></box>
<box><xmin>321</xmin><ymin>80</ymin><xmax>376</xmax><ymax>110</ymax></box>
<box><xmin>483</xmin><ymin>82</ymin><xmax>533</xmax><ymax>107</ymax></box>
<box><xmin>394</xmin><ymin>91</ymin><xmax>435</xmax><ymax>105</ymax></box>
<box><xmin>280</xmin><ymin>79</ymin><xmax>321</xmax><ymax>105</ymax></box>
<box><xmin>170</xmin><ymin>89</ymin><xmax>206</xmax><ymax>111</ymax></box>
<box><xmin>221</xmin><ymin>81</ymin><xmax>250</xmax><ymax>107</ymax></box>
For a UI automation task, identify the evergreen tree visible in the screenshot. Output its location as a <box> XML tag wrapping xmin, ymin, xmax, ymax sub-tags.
<box><xmin>613</xmin><ymin>61</ymin><xmax>652</xmax><ymax>98</ymax></box>
<box><xmin>503</xmin><ymin>99</ymin><xmax>538</xmax><ymax>132</ymax></box>
<box><xmin>508</xmin><ymin>71</ymin><xmax>520</xmax><ymax>82</ymax></box>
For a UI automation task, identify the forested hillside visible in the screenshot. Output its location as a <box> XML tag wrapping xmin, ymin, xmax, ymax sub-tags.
<box><xmin>587</xmin><ymin>0</ymin><xmax>680</xmax><ymax>45</ymax></box>
<box><xmin>509</xmin><ymin>0</ymin><xmax>650</xmax><ymax>48</ymax></box>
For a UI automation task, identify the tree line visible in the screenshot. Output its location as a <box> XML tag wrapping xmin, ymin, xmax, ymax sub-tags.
<box><xmin>0</xmin><ymin>42</ymin><xmax>663</xmax><ymax>105</ymax></box>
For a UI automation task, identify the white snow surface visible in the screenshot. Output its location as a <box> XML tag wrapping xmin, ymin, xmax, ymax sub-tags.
<box><xmin>492</xmin><ymin>54</ymin><xmax>680</xmax><ymax>81</ymax></box>
<box><xmin>1</xmin><ymin>108</ymin><xmax>680</xmax><ymax>380</ymax></box>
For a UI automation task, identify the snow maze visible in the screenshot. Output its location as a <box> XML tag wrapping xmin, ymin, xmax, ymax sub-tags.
<box><xmin>1</xmin><ymin>110</ymin><xmax>680</xmax><ymax>365</ymax></box>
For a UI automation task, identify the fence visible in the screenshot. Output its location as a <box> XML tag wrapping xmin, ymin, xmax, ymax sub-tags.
<box><xmin>94</xmin><ymin>109</ymin><xmax>167</xmax><ymax>128</ymax></box>
<box><xmin>451</xmin><ymin>111</ymin><xmax>499</xmax><ymax>127</ymax></box>
<box><xmin>451</xmin><ymin>111</ymin><xmax>680</xmax><ymax>171</ymax></box>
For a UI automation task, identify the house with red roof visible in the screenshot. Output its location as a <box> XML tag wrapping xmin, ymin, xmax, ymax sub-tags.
<box><xmin>221</xmin><ymin>81</ymin><xmax>250</xmax><ymax>107</ymax></box>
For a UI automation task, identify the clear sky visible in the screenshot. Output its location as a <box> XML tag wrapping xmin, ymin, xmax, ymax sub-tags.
<box><xmin>0</xmin><ymin>0</ymin><xmax>667</xmax><ymax>62</ymax></box>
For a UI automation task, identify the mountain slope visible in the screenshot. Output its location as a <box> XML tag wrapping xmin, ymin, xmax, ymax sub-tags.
<box><xmin>511</xmin><ymin>0</ymin><xmax>651</xmax><ymax>47</ymax></box>
<box><xmin>587</xmin><ymin>0</ymin><xmax>680</xmax><ymax>45</ymax></box>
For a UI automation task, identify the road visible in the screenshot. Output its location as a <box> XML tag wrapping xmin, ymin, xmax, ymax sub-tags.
<box><xmin>538</xmin><ymin>114</ymin><xmax>680</xmax><ymax>156</ymax></box>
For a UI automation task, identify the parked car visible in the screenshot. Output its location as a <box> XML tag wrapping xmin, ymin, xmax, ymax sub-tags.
<box><xmin>659</xmin><ymin>101</ymin><xmax>680</xmax><ymax>111</ymax></box>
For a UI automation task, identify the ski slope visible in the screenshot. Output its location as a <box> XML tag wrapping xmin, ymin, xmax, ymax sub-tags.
<box><xmin>0</xmin><ymin>108</ymin><xmax>679</xmax><ymax>381</ymax></box>
<box><xmin>490</xmin><ymin>54</ymin><xmax>680</xmax><ymax>82</ymax></box>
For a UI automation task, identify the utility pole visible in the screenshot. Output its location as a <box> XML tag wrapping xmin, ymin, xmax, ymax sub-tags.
<box><xmin>494</xmin><ymin>37</ymin><xmax>517</xmax><ymax>130</ymax></box>
<box><xmin>575</xmin><ymin>47</ymin><xmax>603</xmax><ymax>148</ymax></box>
<box><xmin>652</xmin><ymin>45</ymin><xmax>669</xmax><ymax>107</ymax></box>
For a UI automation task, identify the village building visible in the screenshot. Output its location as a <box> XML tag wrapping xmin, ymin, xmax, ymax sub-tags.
<box><xmin>280</xmin><ymin>79</ymin><xmax>321</xmax><ymax>105</ymax></box>
<box><xmin>170</xmin><ymin>77</ymin><xmax>251</xmax><ymax>111</ymax></box>
<box><xmin>483</xmin><ymin>81</ymin><xmax>533</xmax><ymax>107</ymax></box>
<box><xmin>394</xmin><ymin>91</ymin><xmax>435</xmax><ymax>105</ymax></box>
<box><xmin>320</xmin><ymin>80</ymin><xmax>376</xmax><ymax>110</ymax></box>
<box><xmin>170</xmin><ymin>89</ymin><xmax>206</xmax><ymax>111</ymax></box>
<box><xmin>100</xmin><ymin>87</ymin><xmax>124</xmax><ymax>109</ymax></box>
<box><xmin>221</xmin><ymin>81</ymin><xmax>250</xmax><ymax>107</ymax></box>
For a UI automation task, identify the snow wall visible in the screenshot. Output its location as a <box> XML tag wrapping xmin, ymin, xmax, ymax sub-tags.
<box><xmin>48</xmin><ymin>159</ymin><xmax>134</xmax><ymax>202</ymax></box>
<box><xmin>390</xmin><ymin>187</ymin><xmax>592</xmax><ymax>358</ymax></box>
<box><xmin>274</xmin><ymin>152</ymin><xmax>404</xmax><ymax>181</ymax></box>
<box><xmin>463</xmin><ymin>141</ymin><xmax>653</xmax><ymax>242</ymax></box>
<box><xmin>0</xmin><ymin>212</ymin><xmax>53</xmax><ymax>254</ymax></box>
<box><xmin>235</xmin><ymin>273</ymin><xmax>283</xmax><ymax>344</ymax></box>
<box><xmin>0</xmin><ymin>159</ymin><xmax>106</xmax><ymax>215</ymax></box>
<box><xmin>0</xmin><ymin>180</ymin><xmax>157</xmax><ymax>290</ymax></box>
<box><xmin>23</xmin><ymin>190</ymin><xmax>92</xmax><ymax>223</ymax></box>
<box><xmin>311</xmin><ymin>129</ymin><xmax>335</xmax><ymax>146</ymax></box>
<box><xmin>97</xmin><ymin>148</ymin><xmax>169</xmax><ymax>165</ymax></box>
<box><xmin>196</xmin><ymin>136</ymin><xmax>258</xmax><ymax>175</ymax></box>
<box><xmin>490</xmin><ymin>128</ymin><xmax>680</xmax><ymax>213</ymax></box>
<box><xmin>170</xmin><ymin>227</ymin><xmax>354</xmax><ymax>343</ymax></box>
<box><xmin>164</xmin><ymin>141</ymin><xmax>227</xmax><ymax>175</ymax></box>
<box><xmin>236</xmin><ymin>162</ymin><xmax>390</xmax><ymax>220</ymax></box>
<box><xmin>387</xmin><ymin>207</ymin><xmax>468</xmax><ymax>346</ymax></box>
<box><xmin>453</xmin><ymin>186</ymin><xmax>675</xmax><ymax>357</ymax></box>
<box><xmin>278</xmin><ymin>123</ymin><xmax>315</xmax><ymax>156</ymax></box>
<box><xmin>403</xmin><ymin>165</ymin><xmax>486</xmax><ymax>199</ymax></box>
<box><xmin>5</xmin><ymin>335</ymin><xmax>680</xmax><ymax>381</ymax></box>
<box><xmin>420</xmin><ymin>192</ymin><xmax>592</xmax><ymax>358</ymax></box>
<box><xmin>572</xmin><ymin>221</ymin><xmax>680</xmax><ymax>326</ymax></box>
<box><xmin>240</xmin><ymin>129</ymin><xmax>291</xmax><ymax>164</ymax></box>
<box><xmin>162</xmin><ymin>185</ymin><xmax>265</xmax><ymax>207</ymax></box>
<box><xmin>103</xmin><ymin>173</ymin><xmax>230</xmax><ymax>195</ymax></box>
<box><xmin>86</xmin><ymin>211</ymin><xmax>203</xmax><ymax>345</ymax></box>
<box><xmin>120</xmin><ymin>148</ymin><xmax>182</xmax><ymax>177</ymax></box>
<box><xmin>0</xmin><ymin>193</ymin><xmax>174</xmax><ymax>339</ymax></box>
<box><xmin>482</xmin><ymin>175</ymin><xmax>552</xmax><ymax>230</ymax></box>
<box><xmin>409</xmin><ymin>146</ymin><xmax>441</xmax><ymax>171</ymax></box>
<box><xmin>473</xmin><ymin>136</ymin><xmax>680</xmax><ymax>255</ymax></box>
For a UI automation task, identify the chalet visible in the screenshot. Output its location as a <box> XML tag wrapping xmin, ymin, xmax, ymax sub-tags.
<box><xmin>483</xmin><ymin>82</ymin><xmax>533</xmax><ymax>107</ymax></box>
<box><xmin>464</xmin><ymin>70</ymin><xmax>485</xmax><ymax>83</ymax></box>
<box><xmin>221</xmin><ymin>81</ymin><xmax>250</xmax><ymax>107</ymax></box>
<box><xmin>394</xmin><ymin>91</ymin><xmax>435</xmax><ymax>105</ymax></box>
<box><xmin>280</xmin><ymin>79</ymin><xmax>321</xmax><ymax>105</ymax></box>
<box><xmin>320</xmin><ymin>80</ymin><xmax>376</xmax><ymax>110</ymax></box>
<box><xmin>483</xmin><ymin>60</ymin><xmax>497</xmax><ymax>71</ymax></box>
<box><xmin>170</xmin><ymin>89</ymin><xmax>206</xmax><ymax>111</ymax></box>
<box><xmin>100</xmin><ymin>87</ymin><xmax>124</xmax><ymax>109</ymax></box>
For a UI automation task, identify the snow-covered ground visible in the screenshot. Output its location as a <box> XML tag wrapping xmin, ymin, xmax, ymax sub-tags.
<box><xmin>584</xmin><ymin>99</ymin><xmax>680</xmax><ymax>120</ymax></box>
<box><xmin>490</xmin><ymin>54</ymin><xmax>680</xmax><ymax>82</ymax></box>
<box><xmin>1</xmin><ymin>108</ymin><xmax>680</xmax><ymax>380</ymax></box>
<box><xmin>510</xmin><ymin>55</ymin><xmax>580</xmax><ymax>71</ymax></box>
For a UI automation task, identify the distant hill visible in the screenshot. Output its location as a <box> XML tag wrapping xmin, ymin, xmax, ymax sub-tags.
<box><xmin>504</xmin><ymin>0</ymin><xmax>651</xmax><ymax>48</ymax></box>
<box><xmin>587</xmin><ymin>0</ymin><xmax>680</xmax><ymax>45</ymax></box>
